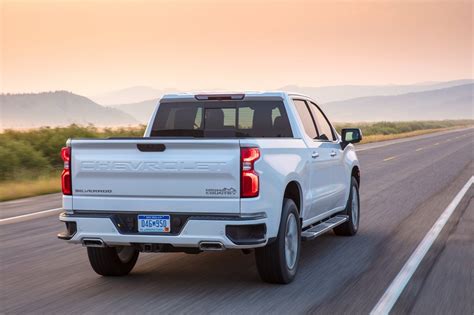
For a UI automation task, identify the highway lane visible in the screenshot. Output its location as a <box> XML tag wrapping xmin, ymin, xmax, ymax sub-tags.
<box><xmin>1</xmin><ymin>128</ymin><xmax>473</xmax><ymax>314</ymax></box>
<box><xmin>0</xmin><ymin>193</ymin><xmax>62</xmax><ymax>219</ymax></box>
<box><xmin>408</xmin><ymin>197</ymin><xmax>474</xmax><ymax>314</ymax></box>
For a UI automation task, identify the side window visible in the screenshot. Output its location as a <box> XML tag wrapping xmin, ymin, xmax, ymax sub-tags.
<box><xmin>308</xmin><ymin>102</ymin><xmax>336</xmax><ymax>141</ymax></box>
<box><xmin>293</xmin><ymin>99</ymin><xmax>317</xmax><ymax>139</ymax></box>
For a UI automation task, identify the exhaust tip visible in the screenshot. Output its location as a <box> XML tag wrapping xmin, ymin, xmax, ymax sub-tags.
<box><xmin>82</xmin><ymin>238</ymin><xmax>105</xmax><ymax>248</ymax></box>
<box><xmin>199</xmin><ymin>241</ymin><xmax>225</xmax><ymax>251</ymax></box>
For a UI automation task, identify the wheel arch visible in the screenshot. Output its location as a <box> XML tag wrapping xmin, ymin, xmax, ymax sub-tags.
<box><xmin>351</xmin><ymin>165</ymin><xmax>360</xmax><ymax>186</ymax></box>
<box><xmin>283</xmin><ymin>180</ymin><xmax>303</xmax><ymax>216</ymax></box>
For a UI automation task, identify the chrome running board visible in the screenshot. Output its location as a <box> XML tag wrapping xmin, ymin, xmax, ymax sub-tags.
<box><xmin>301</xmin><ymin>215</ymin><xmax>349</xmax><ymax>241</ymax></box>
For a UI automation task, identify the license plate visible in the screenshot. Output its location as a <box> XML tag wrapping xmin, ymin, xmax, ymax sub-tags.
<box><xmin>138</xmin><ymin>215</ymin><xmax>171</xmax><ymax>233</ymax></box>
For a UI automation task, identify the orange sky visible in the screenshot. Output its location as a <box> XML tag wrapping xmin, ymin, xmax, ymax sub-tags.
<box><xmin>1</xmin><ymin>0</ymin><xmax>472</xmax><ymax>95</ymax></box>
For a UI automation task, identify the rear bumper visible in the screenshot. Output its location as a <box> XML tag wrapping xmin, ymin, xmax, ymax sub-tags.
<box><xmin>58</xmin><ymin>211</ymin><xmax>268</xmax><ymax>249</ymax></box>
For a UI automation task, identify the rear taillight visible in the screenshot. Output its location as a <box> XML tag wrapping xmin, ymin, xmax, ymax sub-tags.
<box><xmin>61</xmin><ymin>147</ymin><xmax>72</xmax><ymax>195</ymax></box>
<box><xmin>241</xmin><ymin>147</ymin><xmax>260</xmax><ymax>198</ymax></box>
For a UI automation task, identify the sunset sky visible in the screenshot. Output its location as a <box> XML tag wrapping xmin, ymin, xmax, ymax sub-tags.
<box><xmin>1</xmin><ymin>0</ymin><xmax>472</xmax><ymax>96</ymax></box>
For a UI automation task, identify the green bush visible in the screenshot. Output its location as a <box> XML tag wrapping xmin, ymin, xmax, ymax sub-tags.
<box><xmin>0</xmin><ymin>139</ymin><xmax>50</xmax><ymax>180</ymax></box>
<box><xmin>0</xmin><ymin>125</ymin><xmax>146</xmax><ymax>181</ymax></box>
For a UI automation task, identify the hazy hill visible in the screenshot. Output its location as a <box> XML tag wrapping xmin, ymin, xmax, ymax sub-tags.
<box><xmin>113</xmin><ymin>99</ymin><xmax>159</xmax><ymax>123</ymax></box>
<box><xmin>281</xmin><ymin>79</ymin><xmax>473</xmax><ymax>103</ymax></box>
<box><xmin>112</xmin><ymin>82</ymin><xmax>474</xmax><ymax>123</ymax></box>
<box><xmin>93</xmin><ymin>80</ymin><xmax>472</xmax><ymax>106</ymax></box>
<box><xmin>90</xmin><ymin>86</ymin><xmax>177</xmax><ymax>105</ymax></box>
<box><xmin>2</xmin><ymin>82</ymin><xmax>471</xmax><ymax>129</ymax></box>
<box><xmin>0</xmin><ymin>91</ymin><xmax>139</xmax><ymax>129</ymax></box>
<box><xmin>321</xmin><ymin>83</ymin><xmax>473</xmax><ymax>122</ymax></box>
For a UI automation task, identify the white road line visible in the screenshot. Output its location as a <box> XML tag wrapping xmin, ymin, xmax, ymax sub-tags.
<box><xmin>383</xmin><ymin>156</ymin><xmax>397</xmax><ymax>162</ymax></box>
<box><xmin>370</xmin><ymin>176</ymin><xmax>474</xmax><ymax>315</ymax></box>
<box><xmin>0</xmin><ymin>207</ymin><xmax>62</xmax><ymax>223</ymax></box>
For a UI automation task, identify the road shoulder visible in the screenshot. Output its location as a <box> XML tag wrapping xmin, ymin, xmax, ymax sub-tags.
<box><xmin>395</xmin><ymin>190</ymin><xmax>474</xmax><ymax>314</ymax></box>
<box><xmin>307</xmin><ymin>162</ymin><xmax>473</xmax><ymax>314</ymax></box>
<box><xmin>356</xmin><ymin>127</ymin><xmax>472</xmax><ymax>152</ymax></box>
<box><xmin>0</xmin><ymin>193</ymin><xmax>62</xmax><ymax>219</ymax></box>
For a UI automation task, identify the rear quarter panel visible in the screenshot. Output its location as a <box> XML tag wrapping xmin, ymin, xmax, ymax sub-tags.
<box><xmin>240</xmin><ymin>138</ymin><xmax>309</xmax><ymax>238</ymax></box>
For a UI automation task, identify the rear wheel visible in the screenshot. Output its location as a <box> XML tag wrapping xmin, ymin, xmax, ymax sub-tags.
<box><xmin>255</xmin><ymin>198</ymin><xmax>301</xmax><ymax>284</ymax></box>
<box><xmin>333</xmin><ymin>176</ymin><xmax>360</xmax><ymax>236</ymax></box>
<box><xmin>87</xmin><ymin>246</ymin><xmax>139</xmax><ymax>276</ymax></box>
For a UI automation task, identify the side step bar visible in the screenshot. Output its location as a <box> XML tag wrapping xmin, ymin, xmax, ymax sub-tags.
<box><xmin>301</xmin><ymin>215</ymin><xmax>349</xmax><ymax>241</ymax></box>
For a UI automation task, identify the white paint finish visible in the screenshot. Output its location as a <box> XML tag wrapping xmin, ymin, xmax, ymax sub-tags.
<box><xmin>62</xmin><ymin>195</ymin><xmax>72</xmax><ymax>211</ymax></box>
<box><xmin>70</xmin><ymin>139</ymin><xmax>241</xmax><ymax>213</ymax></box>
<box><xmin>239</xmin><ymin>138</ymin><xmax>308</xmax><ymax>237</ymax></box>
<box><xmin>286</xmin><ymin>94</ymin><xmax>359</xmax><ymax>217</ymax></box>
<box><xmin>370</xmin><ymin>176</ymin><xmax>474</xmax><ymax>315</ymax></box>
<box><xmin>72</xmin><ymin>195</ymin><xmax>240</xmax><ymax>214</ymax></box>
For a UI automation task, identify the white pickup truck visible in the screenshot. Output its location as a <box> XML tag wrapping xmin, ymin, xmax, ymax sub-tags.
<box><xmin>58</xmin><ymin>92</ymin><xmax>362</xmax><ymax>284</ymax></box>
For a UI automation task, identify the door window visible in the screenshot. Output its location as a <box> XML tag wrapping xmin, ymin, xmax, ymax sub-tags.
<box><xmin>293</xmin><ymin>99</ymin><xmax>317</xmax><ymax>139</ymax></box>
<box><xmin>308</xmin><ymin>102</ymin><xmax>336</xmax><ymax>141</ymax></box>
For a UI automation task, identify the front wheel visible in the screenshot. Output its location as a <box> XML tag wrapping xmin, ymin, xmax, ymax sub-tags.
<box><xmin>255</xmin><ymin>198</ymin><xmax>301</xmax><ymax>284</ymax></box>
<box><xmin>87</xmin><ymin>246</ymin><xmax>139</xmax><ymax>276</ymax></box>
<box><xmin>333</xmin><ymin>176</ymin><xmax>360</xmax><ymax>236</ymax></box>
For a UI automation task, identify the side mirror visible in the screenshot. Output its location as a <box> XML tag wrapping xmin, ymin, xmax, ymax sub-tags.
<box><xmin>341</xmin><ymin>128</ymin><xmax>363</xmax><ymax>146</ymax></box>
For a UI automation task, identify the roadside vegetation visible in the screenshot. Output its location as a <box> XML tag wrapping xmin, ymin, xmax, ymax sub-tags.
<box><xmin>0</xmin><ymin>120</ymin><xmax>472</xmax><ymax>201</ymax></box>
<box><xmin>0</xmin><ymin>125</ymin><xmax>146</xmax><ymax>201</ymax></box>
<box><xmin>334</xmin><ymin>120</ymin><xmax>473</xmax><ymax>143</ymax></box>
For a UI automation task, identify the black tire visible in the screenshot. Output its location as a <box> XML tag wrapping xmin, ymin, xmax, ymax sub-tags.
<box><xmin>255</xmin><ymin>198</ymin><xmax>301</xmax><ymax>284</ymax></box>
<box><xmin>333</xmin><ymin>176</ymin><xmax>360</xmax><ymax>236</ymax></box>
<box><xmin>87</xmin><ymin>246</ymin><xmax>139</xmax><ymax>276</ymax></box>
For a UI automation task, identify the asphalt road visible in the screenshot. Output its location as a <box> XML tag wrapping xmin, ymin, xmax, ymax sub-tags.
<box><xmin>1</xmin><ymin>128</ymin><xmax>473</xmax><ymax>314</ymax></box>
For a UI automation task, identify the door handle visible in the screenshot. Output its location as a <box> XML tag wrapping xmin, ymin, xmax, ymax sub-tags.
<box><xmin>330</xmin><ymin>151</ymin><xmax>337</xmax><ymax>157</ymax></box>
<box><xmin>312</xmin><ymin>152</ymin><xmax>319</xmax><ymax>159</ymax></box>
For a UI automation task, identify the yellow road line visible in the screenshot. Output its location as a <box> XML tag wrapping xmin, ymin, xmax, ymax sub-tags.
<box><xmin>383</xmin><ymin>156</ymin><xmax>397</xmax><ymax>161</ymax></box>
<box><xmin>416</xmin><ymin>147</ymin><xmax>424</xmax><ymax>151</ymax></box>
<box><xmin>434</xmin><ymin>142</ymin><xmax>440</xmax><ymax>146</ymax></box>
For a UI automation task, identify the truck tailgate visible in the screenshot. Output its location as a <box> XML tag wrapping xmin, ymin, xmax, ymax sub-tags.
<box><xmin>70</xmin><ymin>139</ymin><xmax>241</xmax><ymax>214</ymax></box>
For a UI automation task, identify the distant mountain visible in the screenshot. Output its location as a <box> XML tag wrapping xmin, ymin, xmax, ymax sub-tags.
<box><xmin>0</xmin><ymin>91</ymin><xmax>139</xmax><ymax>129</ymax></box>
<box><xmin>2</xmin><ymin>81</ymin><xmax>471</xmax><ymax>129</ymax></box>
<box><xmin>112</xmin><ymin>81</ymin><xmax>473</xmax><ymax>123</ymax></box>
<box><xmin>321</xmin><ymin>84</ymin><xmax>473</xmax><ymax>122</ymax></box>
<box><xmin>92</xmin><ymin>80</ymin><xmax>473</xmax><ymax>106</ymax></box>
<box><xmin>280</xmin><ymin>79</ymin><xmax>473</xmax><ymax>103</ymax></box>
<box><xmin>90</xmin><ymin>86</ymin><xmax>177</xmax><ymax>105</ymax></box>
<box><xmin>113</xmin><ymin>98</ymin><xmax>159</xmax><ymax>123</ymax></box>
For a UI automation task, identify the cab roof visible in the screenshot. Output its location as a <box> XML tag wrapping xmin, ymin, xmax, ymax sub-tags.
<box><xmin>160</xmin><ymin>91</ymin><xmax>310</xmax><ymax>101</ymax></box>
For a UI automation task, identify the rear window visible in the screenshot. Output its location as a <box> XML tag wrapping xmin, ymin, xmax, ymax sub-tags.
<box><xmin>150</xmin><ymin>100</ymin><xmax>293</xmax><ymax>138</ymax></box>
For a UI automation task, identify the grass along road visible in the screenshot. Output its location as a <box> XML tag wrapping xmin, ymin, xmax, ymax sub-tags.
<box><xmin>359</xmin><ymin>127</ymin><xmax>469</xmax><ymax>144</ymax></box>
<box><xmin>0</xmin><ymin>173</ymin><xmax>59</xmax><ymax>201</ymax></box>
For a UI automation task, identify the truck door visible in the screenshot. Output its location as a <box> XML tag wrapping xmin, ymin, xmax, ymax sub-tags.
<box><xmin>292</xmin><ymin>99</ymin><xmax>337</xmax><ymax>221</ymax></box>
<box><xmin>307</xmin><ymin>101</ymin><xmax>347</xmax><ymax>211</ymax></box>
